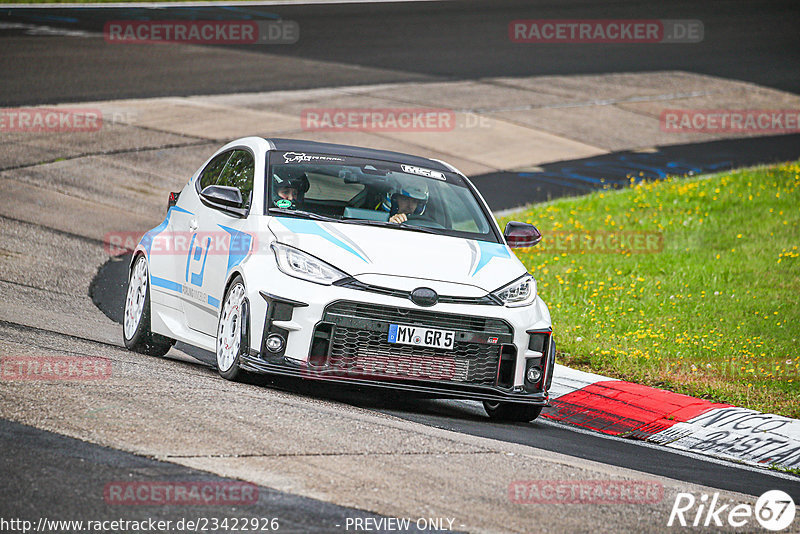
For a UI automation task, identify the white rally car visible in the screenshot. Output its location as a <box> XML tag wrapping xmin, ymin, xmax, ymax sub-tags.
<box><xmin>123</xmin><ymin>138</ymin><xmax>554</xmax><ymax>422</ymax></box>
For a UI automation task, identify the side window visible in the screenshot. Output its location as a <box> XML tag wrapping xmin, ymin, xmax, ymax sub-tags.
<box><xmin>443</xmin><ymin>185</ymin><xmax>488</xmax><ymax>233</ymax></box>
<box><xmin>217</xmin><ymin>150</ymin><xmax>255</xmax><ymax>209</ymax></box>
<box><xmin>197</xmin><ymin>151</ymin><xmax>232</xmax><ymax>191</ymax></box>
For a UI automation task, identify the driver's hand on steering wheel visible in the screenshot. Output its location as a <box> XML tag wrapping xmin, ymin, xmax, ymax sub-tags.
<box><xmin>389</xmin><ymin>213</ymin><xmax>408</xmax><ymax>224</ymax></box>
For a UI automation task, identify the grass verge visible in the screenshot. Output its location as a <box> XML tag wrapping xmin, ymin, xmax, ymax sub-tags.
<box><xmin>499</xmin><ymin>161</ymin><xmax>800</xmax><ymax>418</ymax></box>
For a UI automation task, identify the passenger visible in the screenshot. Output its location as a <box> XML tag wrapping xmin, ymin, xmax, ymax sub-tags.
<box><xmin>271</xmin><ymin>170</ymin><xmax>309</xmax><ymax>209</ymax></box>
<box><xmin>276</xmin><ymin>184</ymin><xmax>299</xmax><ymax>202</ymax></box>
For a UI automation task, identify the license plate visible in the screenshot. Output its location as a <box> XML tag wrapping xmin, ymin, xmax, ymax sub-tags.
<box><xmin>387</xmin><ymin>324</ymin><xmax>455</xmax><ymax>350</ymax></box>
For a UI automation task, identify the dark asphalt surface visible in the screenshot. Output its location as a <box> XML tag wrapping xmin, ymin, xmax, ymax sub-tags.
<box><xmin>1</xmin><ymin>0</ymin><xmax>799</xmax><ymax>106</ymax></box>
<box><xmin>368</xmin><ymin>403</ymin><xmax>800</xmax><ymax>503</ymax></box>
<box><xmin>0</xmin><ymin>419</ymin><xmax>436</xmax><ymax>533</ymax></box>
<box><xmin>472</xmin><ymin>134</ymin><xmax>800</xmax><ymax>210</ymax></box>
<box><xmin>89</xmin><ymin>252</ymin><xmax>800</xmax><ymax>504</ymax></box>
<box><xmin>3</xmin><ymin>0</ymin><xmax>798</xmax><ymax>210</ymax></box>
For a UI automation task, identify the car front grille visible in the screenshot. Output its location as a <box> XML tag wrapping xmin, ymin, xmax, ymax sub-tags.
<box><xmin>319</xmin><ymin>301</ymin><xmax>512</xmax><ymax>386</ymax></box>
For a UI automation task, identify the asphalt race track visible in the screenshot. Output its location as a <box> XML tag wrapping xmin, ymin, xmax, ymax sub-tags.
<box><xmin>91</xmin><ymin>245</ymin><xmax>800</xmax><ymax>502</ymax></box>
<box><xmin>474</xmin><ymin>133</ymin><xmax>800</xmax><ymax>209</ymax></box>
<box><xmin>2</xmin><ymin>1</ymin><xmax>800</xmax><ymax>532</ymax></box>
<box><xmin>0</xmin><ymin>419</ymin><xmax>435</xmax><ymax>533</ymax></box>
<box><xmin>1</xmin><ymin>0</ymin><xmax>799</xmax><ymax>105</ymax></box>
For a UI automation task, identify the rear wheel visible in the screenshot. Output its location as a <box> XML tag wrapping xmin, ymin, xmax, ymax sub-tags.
<box><xmin>483</xmin><ymin>401</ymin><xmax>542</xmax><ymax>422</ymax></box>
<box><xmin>216</xmin><ymin>276</ymin><xmax>250</xmax><ymax>381</ymax></box>
<box><xmin>123</xmin><ymin>255</ymin><xmax>175</xmax><ymax>356</ymax></box>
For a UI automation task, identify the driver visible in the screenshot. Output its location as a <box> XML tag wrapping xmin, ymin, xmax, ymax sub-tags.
<box><xmin>271</xmin><ymin>169</ymin><xmax>309</xmax><ymax>209</ymax></box>
<box><xmin>380</xmin><ymin>177</ymin><xmax>429</xmax><ymax>224</ymax></box>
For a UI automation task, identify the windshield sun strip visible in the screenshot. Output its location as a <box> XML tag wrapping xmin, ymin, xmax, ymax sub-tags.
<box><xmin>266</xmin><ymin>151</ymin><xmax>503</xmax><ymax>243</ymax></box>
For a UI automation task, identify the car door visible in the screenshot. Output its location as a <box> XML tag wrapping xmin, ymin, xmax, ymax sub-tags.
<box><xmin>168</xmin><ymin>150</ymin><xmax>231</xmax><ymax>332</ymax></box>
<box><xmin>183</xmin><ymin>149</ymin><xmax>255</xmax><ymax>335</ymax></box>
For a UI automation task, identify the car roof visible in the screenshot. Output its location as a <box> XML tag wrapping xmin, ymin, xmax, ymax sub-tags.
<box><xmin>264</xmin><ymin>138</ymin><xmax>452</xmax><ymax>172</ymax></box>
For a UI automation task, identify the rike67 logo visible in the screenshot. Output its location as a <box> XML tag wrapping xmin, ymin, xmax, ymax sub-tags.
<box><xmin>668</xmin><ymin>490</ymin><xmax>796</xmax><ymax>531</ymax></box>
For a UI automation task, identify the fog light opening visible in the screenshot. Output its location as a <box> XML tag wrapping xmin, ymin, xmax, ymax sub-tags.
<box><xmin>266</xmin><ymin>334</ymin><xmax>285</xmax><ymax>353</ymax></box>
<box><xmin>526</xmin><ymin>366</ymin><xmax>542</xmax><ymax>383</ymax></box>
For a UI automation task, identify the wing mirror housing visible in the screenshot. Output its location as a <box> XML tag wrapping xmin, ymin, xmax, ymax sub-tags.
<box><xmin>504</xmin><ymin>221</ymin><xmax>542</xmax><ymax>249</ymax></box>
<box><xmin>200</xmin><ymin>185</ymin><xmax>247</xmax><ymax>217</ymax></box>
<box><xmin>167</xmin><ymin>191</ymin><xmax>180</xmax><ymax>212</ymax></box>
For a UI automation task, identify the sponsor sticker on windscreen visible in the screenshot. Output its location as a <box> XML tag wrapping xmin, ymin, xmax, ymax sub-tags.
<box><xmin>388</xmin><ymin>324</ymin><xmax>455</xmax><ymax>350</ymax></box>
<box><xmin>401</xmin><ymin>164</ymin><xmax>446</xmax><ymax>180</ymax></box>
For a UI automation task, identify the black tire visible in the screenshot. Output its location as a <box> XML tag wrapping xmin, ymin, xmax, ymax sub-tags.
<box><xmin>216</xmin><ymin>275</ymin><xmax>250</xmax><ymax>381</ymax></box>
<box><xmin>483</xmin><ymin>401</ymin><xmax>542</xmax><ymax>422</ymax></box>
<box><xmin>123</xmin><ymin>255</ymin><xmax>175</xmax><ymax>357</ymax></box>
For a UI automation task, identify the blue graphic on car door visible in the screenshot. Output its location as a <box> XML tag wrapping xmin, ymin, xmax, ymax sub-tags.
<box><xmin>185</xmin><ymin>234</ymin><xmax>211</xmax><ymax>287</ymax></box>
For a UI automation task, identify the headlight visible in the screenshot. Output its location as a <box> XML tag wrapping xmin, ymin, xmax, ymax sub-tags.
<box><xmin>492</xmin><ymin>274</ymin><xmax>537</xmax><ymax>307</ymax></box>
<box><xmin>271</xmin><ymin>242</ymin><xmax>349</xmax><ymax>285</ymax></box>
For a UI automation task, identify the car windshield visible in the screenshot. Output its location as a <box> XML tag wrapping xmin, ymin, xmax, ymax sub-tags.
<box><xmin>266</xmin><ymin>151</ymin><xmax>500</xmax><ymax>242</ymax></box>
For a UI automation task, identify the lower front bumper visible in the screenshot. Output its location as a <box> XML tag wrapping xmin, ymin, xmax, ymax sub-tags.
<box><xmin>240</xmin><ymin>351</ymin><xmax>550</xmax><ymax>405</ymax></box>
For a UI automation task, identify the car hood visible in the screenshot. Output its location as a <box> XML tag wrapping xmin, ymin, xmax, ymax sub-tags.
<box><xmin>268</xmin><ymin>216</ymin><xmax>526</xmax><ymax>293</ymax></box>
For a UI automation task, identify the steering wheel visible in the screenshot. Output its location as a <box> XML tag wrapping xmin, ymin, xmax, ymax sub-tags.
<box><xmin>402</xmin><ymin>213</ymin><xmax>446</xmax><ymax>229</ymax></box>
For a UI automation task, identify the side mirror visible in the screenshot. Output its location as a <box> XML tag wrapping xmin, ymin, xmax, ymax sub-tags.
<box><xmin>167</xmin><ymin>191</ymin><xmax>180</xmax><ymax>212</ymax></box>
<box><xmin>201</xmin><ymin>185</ymin><xmax>242</xmax><ymax>207</ymax></box>
<box><xmin>200</xmin><ymin>185</ymin><xmax>247</xmax><ymax>217</ymax></box>
<box><xmin>504</xmin><ymin>221</ymin><xmax>542</xmax><ymax>249</ymax></box>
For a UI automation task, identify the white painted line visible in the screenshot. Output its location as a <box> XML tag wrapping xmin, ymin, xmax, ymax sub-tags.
<box><xmin>544</xmin><ymin>363</ymin><xmax>800</xmax><ymax>472</ymax></box>
<box><xmin>447</xmin><ymin>398</ymin><xmax>799</xmax><ymax>481</ymax></box>
<box><xmin>548</xmin><ymin>363</ymin><xmax>619</xmax><ymax>400</ymax></box>
<box><xmin>651</xmin><ymin>407</ymin><xmax>800</xmax><ymax>470</ymax></box>
<box><xmin>537</xmin><ymin>417</ymin><xmax>800</xmax><ymax>484</ymax></box>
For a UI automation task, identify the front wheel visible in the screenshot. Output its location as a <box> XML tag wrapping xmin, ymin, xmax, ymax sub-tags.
<box><xmin>216</xmin><ymin>276</ymin><xmax>250</xmax><ymax>381</ymax></box>
<box><xmin>123</xmin><ymin>255</ymin><xmax>175</xmax><ymax>356</ymax></box>
<box><xmin>483</xmin><ymin>401</ymin><xmax>542</xmax><ymax>422</ymax></box>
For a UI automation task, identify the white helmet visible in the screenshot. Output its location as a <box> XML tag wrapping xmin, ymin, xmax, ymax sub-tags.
<box><xmin>381</xmin><ymin>176</ymin><xmax>429</xmax><ymax>215</ymax></box>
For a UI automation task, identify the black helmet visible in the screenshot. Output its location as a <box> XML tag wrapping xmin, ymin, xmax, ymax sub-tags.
<box><xmin>271</xmin><ymin>168</ymin><xmax>309</xmax><ymax>208</ymax></box>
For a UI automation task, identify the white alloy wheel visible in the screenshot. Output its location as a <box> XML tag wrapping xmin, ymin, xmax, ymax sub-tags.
<box><xmin>122</xmin><ymin>255</ymin><xmax>174</xmax><ymax>356</ymax></box>
<box><xmin>124</xmin><ymin>257</ymin><xmax>148</xmax><ymax>340</ymax></box>
<box><xmin>217</xmin><ymin>282</ymin><xmax>246</xmax><ymax>373</ymax></box>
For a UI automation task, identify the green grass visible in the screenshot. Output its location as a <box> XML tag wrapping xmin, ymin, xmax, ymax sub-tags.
<box><xmin>768</xmin><ymin>464</ymin><xmax>800</xmax><ymax>476</ymax></box>
<box><xmin>499</xmin><ymin>161</ymin><xmax>800</xmax><ymax>418</ymax></box>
